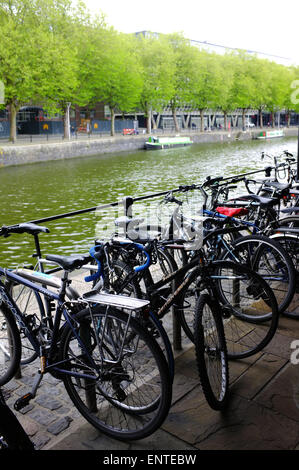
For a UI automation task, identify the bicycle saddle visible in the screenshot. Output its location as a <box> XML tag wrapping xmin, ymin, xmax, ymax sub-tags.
<box><xmin>264</xmin><ymin>181</ymin><xmax>291</xmax><ymax>191</ymax></box>
<box><xmin>280</xmin><ymin>207</ymin><xmax>299</xmax><ymax>214</ymax></box>
<box><xmin>232</xmin><ymin>194</ymin><xmax>279</xmax><ymax>207</ymax></box>
<box><xmin>114</xmin><ymin>216</ymin><xmax>144</xmax><ymax>228</ymax></box>
<box><xmin>45</xmin><ymin>253</ymin><xmax>91</xmax><ymax>271</ymax></box>
<box><xmin>1</xmin><ymin>223</ymin><xmax>50</xmax><ymax>237</ymax></box>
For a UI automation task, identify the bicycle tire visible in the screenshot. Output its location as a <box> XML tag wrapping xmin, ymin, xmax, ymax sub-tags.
<box><xmin>59</xmin><ymin>306</ymin><xmax>172</xmax><ymax>440</ymax></box>
<box><xmin>209</xmin><ymin>260</ymin><xmax>279</xmax><ymax>359</ymax></box>
<box><xmin>8</xmin><ymin>281</ymin><xmax>45</xmax><ymax>365</ymax></box>
<box><xmin>193</xmin><ymin>294</ymin><xmax>229</xmax><ymax>410</ymax></box>
<box><xmin>222</xmin><ymin>234</ymin><xmax>296</xmax><ymax>315</ymax></box>
<box><xmin>94</xmin><ymin>254</ymin><xmax>176</xmax><ymax>379</ymax></box>
<box><xmin>277</xmin><ymin>215</ymin><xmax>299</xmax><ymax>228</ymax></box>
<box><xmin>177</xmin><ymin>260</ymin><xmax>279</xmax><ymax>359</ymax></box>
<box><xmin>269</xmin><ymin>233</ymin><xmax>299</xmax><ymax>318</ymax></box>
<box><xmin>0</xmin><ymin>303</ymin><xmax>21</xmax><ymax>386</ymax></box>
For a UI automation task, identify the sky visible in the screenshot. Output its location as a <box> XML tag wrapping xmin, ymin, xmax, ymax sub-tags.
<box><xmin>83</xmin><ymin>0</ymin><xmax>299</xmax><ymax>65</ymax></box>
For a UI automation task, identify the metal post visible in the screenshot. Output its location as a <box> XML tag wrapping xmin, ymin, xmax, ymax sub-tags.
<box><xmin>123</xmin><ymin>196</ymin><xmax>133</xmax><ymax>218</ymax></box>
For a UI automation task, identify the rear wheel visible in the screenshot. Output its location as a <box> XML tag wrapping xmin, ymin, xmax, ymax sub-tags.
<box><xmin>221</xmin><ymin>234</ymin><xmax>296</xmax><ymax>315</ymax></box>
<box><xmin>60</xmin><ymin>306</ymin><xmax>172</xmax><ymax>440</ymax></box>
<box><xmin>8</xmin><ymin>282</ymin><xmax>45</xmax><ymax>364</ymax></box>
<box><xmin>270</xmin><ymin>233</ymin><xmax>299</xmax><ymax>318</ymax></box>
<box><xmin>210</xmin><ymin>261</ymin><xmax>279</xmax><ymax>359</ymax></box>
<box><xmin>193</xmin><ymin>294</ymin><xmax>229</xmax><ymax>410</ymax></box>
<box><xmin>0</xmin><ymin>304</ymin><xmax>21</xmax><ymax>386</ymax></box>
<box><xmin>177</xmin><ymin>260</ymin><xmax>279</xmax><ymax>359</ymax></box>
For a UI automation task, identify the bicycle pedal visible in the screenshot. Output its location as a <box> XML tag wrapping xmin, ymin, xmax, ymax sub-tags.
<box><xmin>14</xmin><ymin>393</ymin><xmax>34</xmax><ymax>411</ymax></box>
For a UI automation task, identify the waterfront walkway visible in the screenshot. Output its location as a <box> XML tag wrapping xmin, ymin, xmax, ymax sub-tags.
<box><xmin>2</xmin><ymin>269</ymin><xmax>299</xmax><ymax>452</ymax></box>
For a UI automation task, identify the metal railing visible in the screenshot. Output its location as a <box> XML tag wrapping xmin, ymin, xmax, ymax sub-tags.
<box><xmin>21</xmin><ymin>162</ymin><xmax>289</xmax><ymax>351</ymax></box>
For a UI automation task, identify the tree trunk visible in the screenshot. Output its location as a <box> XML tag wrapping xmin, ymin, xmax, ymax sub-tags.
<box><xmin>63</xmin><ymin>102</ymin><xmax>71</xmax><ymax>140</ymax></box>
<box><xmin>172</xmin><ymin>104</ymin><xmax>180</xmax><ymax>133</ymax></box>
<box><xmin>146</xmin><ymin>106</ymin><xmax>152</xmax><ymax>133</ymax></box>
<box><xmin>223</xmin><ymin>111</ymin><xmax>227</xmax><ymax>130</ymax></box>
<box><xmin>200</xmin><ymin>109</ymin><xmax>204</xmax><ymax>132</ymax></box>
<box><xmin>287</xmin><ymin>111</ymin><xmax>291</xmax><ymax>127</ymax></box>
<box><xmin>151</xmin><ymin>113</ymin><xmax>157</xmax><ymax>130</ymax></box>
<box><xmin>242</xmin><ymin>109</ymin><xmax>246</xmax><ymax>130</ymax></box>
<box><xmin>9</xmin><ymin>102</ymin><xmax>19</xmax><ymax>143</ymax></box>
<box><xmin>271</xmin><ymin>112</ymin><xmax>275</xmax><ymax>128</ymax></box>
<box><xmin>110</xmin><ymin>107</ymin><xmax>115</xmax><ymax>136</ymax></box>
<box><xmin>259</xmin><ymin>109</ymin><xmax>263</xmax><ymax>128</ymax></box>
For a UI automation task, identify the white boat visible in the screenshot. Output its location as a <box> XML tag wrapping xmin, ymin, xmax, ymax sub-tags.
<box><xmin>257</xmin><ymin>129</ymin><xmax>284</xmax><ymax>139</ymax></box>
<box><xmin>145</xmin><ymin>135</ymin><xmax>193</xmax><ymax>150</ymax></box>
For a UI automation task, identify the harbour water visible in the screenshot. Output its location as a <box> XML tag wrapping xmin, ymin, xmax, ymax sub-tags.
<box><xmin>0</xmin><ymin>136</ymin><xmax>297</xmax><ymax>267</ymax></box>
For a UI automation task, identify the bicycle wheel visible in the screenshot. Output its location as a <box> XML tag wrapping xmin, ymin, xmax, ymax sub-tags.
<box><xmin>277</xmin><ymin>215</ymin><xmax>299</xmax><ymax>228</ymax></box>
<box><xmin>193</xmin><ymin>294</ymin><xmax>229</xmax><ymax>410</ymax></box>
<box><xmin>94</xmin><ymin>255</ymin><xmax>176</xmax><ymax>380</ymax></box>
<box><xmin>0</xmin><ymin>303</ymin><xmax>21</xmax><ymax>386</ymax></box>
<box><xmin>221</xmin><ymin>234</ymin><xmax>296</xmax><ymax>315</ymax></box>
<box><xmin>60</xmin><ymin>306</ymin><xmax>172</xmax><ymax>441</ymax></box>
<box><xmin>270</xmin><ymin>233</ymin><xmax>299</xmax><ymax>318</ymax></box>
<box><xmin>209</xmin><ymin>260</ymin><xmax>279</xmax><ymax>359</ymax></box>
<box><xmin>8</xmin><ymin>282</ymin><xmax>45</xmax><ymax>364</ymax></box>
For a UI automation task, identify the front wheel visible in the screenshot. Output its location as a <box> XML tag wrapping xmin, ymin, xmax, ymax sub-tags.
<box><xmin>193</xmin><ymin>294</ymin><xmax>229</xmax><ymax>410</ymax></box>
<box><xmin>59</xmin><ymin>306</ymin><xmax>172</xmax><ymax>441</ymax></box>
<box><xmin>0</xmin><ymin>303</ymin><xmax>21</xmax><ymax>386</ymax></box>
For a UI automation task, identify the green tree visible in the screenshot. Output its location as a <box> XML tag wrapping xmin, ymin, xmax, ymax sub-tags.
<box><xmin>0</xmin><ymin>0</ymin><xmax>83</xmax><ymax>142</ymax></box>
<box><xmin>86</xmin><ymin>29</ymin><xmax>143</xmax><ymax>136</ymax></box>
<box><xmin>229</xmin><ymin>52</ymin><xmax>257</xmax><ymax>130</ymax></box>
<box><xmin>191</xmin><ymin>50</ymin><xmax>224</xmax><ymax>131</ymax></box>
<box><xmin>137</xmin><ymin>34</ymin><xmax>175</xmax><ymax>133</ymax></box>
<box><xmin>217</xmin><ymin>54</ymin><xmax>236</xmax><ymax>130</ymax></box>
<box><xmin>166</xmin><ymin>33</ymin><xmax>201</xmax><ymax>133</ymax></box>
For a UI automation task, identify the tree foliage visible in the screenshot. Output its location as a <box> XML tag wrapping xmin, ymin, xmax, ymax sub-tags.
<box><xmin>0</xmin><ymin>0</ymin><xmax>299</xmax><ymax>141</ymax></box>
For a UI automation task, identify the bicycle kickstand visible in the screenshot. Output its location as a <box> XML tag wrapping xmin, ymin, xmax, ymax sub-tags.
<box><xmin>14</xmin><ymin>353</ymin><xmax>45</xmax><ymax>411</ymax></box>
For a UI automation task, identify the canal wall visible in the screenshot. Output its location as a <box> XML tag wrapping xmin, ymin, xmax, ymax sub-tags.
<box><xmin>0</xmin><ymin>127</ymin><xmax>297</xmax><ymax>168</ymax></box>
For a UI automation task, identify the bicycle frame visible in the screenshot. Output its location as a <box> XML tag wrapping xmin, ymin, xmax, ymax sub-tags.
<box><xmin>97</xmin><ymin>228</ymin><xmax>243</xmax><ymax>320</ymax></box>
<box><xmin>0</xmin><ymin>267</ymin><xmax>100</xmax><ymax>381</ymax></box>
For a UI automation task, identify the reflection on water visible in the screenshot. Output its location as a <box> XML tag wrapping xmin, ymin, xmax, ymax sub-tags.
<box><xmin>0</xmin><ymin>136</ymin><xmax>297</xmax><ymax>267</ymax></box>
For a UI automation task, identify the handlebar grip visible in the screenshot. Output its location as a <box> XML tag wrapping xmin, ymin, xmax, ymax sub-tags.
<box><xmin>133</xmin><ymin>243</ymin><xmax>151</xmax><ymax>272</ymax></box>
<box><xmin>84</xmin><ymin>245</ymin><xmax>102</xmax><ymax>282</ymax></box>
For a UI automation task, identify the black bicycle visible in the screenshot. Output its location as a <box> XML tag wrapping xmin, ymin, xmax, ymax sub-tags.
<box><xmin>0</xmin><ymin>227</ymin><xmax>172</xmax><ymax>441</ymax></box>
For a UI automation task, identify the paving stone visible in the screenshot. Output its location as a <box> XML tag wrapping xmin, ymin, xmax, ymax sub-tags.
<box><xmin>163</xmin><ymin>390</ymin><xmax>299</xmax><ymax>450</ymax></box>
<box><xmin>28</xmin><ymin>408</ymin><xmax>56</xmax><ymax>426</ymax></box>
<box><xmin>230</xmin><ymin>353</ymin><xmax>287</xmax><ymax>400</ymax></box>
<box><xmin>19</xmin><ymin>418</ymin><xmax>39</xmax><ymax>437</ymax></box>
<box><xmin>263</xmin><ymin>331</ymin><xmax>297</xmax><ymax>360</ymax></box>
<box><xmin>47</xmin><ymin>416</ymin><xmax>73</xmax><ymax>435</ymax></box>
<box><xmin>228</xmin><ymin>353</ymin><xmax>262</xmax><ymax>385</ymax></box>
<box><xmin>254</xmin><ymin>362</ymin><xmax>299</xmax><ymax>422</ymax></box>
<box><xmin>32</xmin><ymin>432</ymin><xmax>51</xmax><ymax>450</ymax></box>
<box><xmin>129</xmin><ymin>429</ymin><xmax>197</xmax><ymax>451</ymax></box>
<box><xmin>171</xmin><ymin>372</ymin><xmax>200</xmax><ymax>404</ymax></box>
<box><xmin>35</xmin><ymin>394</ymin><xmax>63</xmax><ymax>410</ymax></box>
<box><xmin>277</xmin><ymin>316</ymin><xmax>299</xmax><ymax>339</ymax></box>
<box><xmin>46</xmin><ymin>423</ymin><xmax>130</xmax><ymax>451</ymax></box>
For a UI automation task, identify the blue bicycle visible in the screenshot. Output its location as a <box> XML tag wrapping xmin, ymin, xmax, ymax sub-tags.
<box><xmin>0</xmin><ymin>225</ymin><xmax>172</xmax><ymax>441</ymax></box>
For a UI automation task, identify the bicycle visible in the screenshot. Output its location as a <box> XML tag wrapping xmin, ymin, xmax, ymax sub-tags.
<box><xmin>91</xmin><ymin>231</ymin><xmax>279</xmax><ymax>363</ymax></box>
<box><xmin>0</xmin><ymin>244</ymin><xmax>172</xmax><ymax>440</ymax></box>
<box><xmin>137</xmin><ymin>184</ymin><xmax>296</xmax><ymax>318</ymax></box>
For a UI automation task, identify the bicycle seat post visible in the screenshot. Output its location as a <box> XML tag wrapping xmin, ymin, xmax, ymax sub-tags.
<box><xmin>58</xmin><ymin>269</ymin><xmax>70</xmax><ymax>301</ymax></box>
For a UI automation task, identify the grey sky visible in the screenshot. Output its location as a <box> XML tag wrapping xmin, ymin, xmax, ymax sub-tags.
<box><xmin>84</xmin><ymin>0</ymin><xmax>299</xmax><ymax>65</ymax></box>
